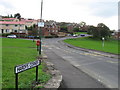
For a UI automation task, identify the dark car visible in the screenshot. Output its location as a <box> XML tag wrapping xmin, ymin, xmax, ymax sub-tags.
<box><xmin>80</xmin><ymin>34</ymin><xmax>85</xmax><ymax>37</ymax></box>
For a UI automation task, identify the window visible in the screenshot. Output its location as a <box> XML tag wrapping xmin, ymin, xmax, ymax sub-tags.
<box><xmin>14</xmin><ymin>30</ymin><xmax>17</xmax><ymax>32</ymax></box>
<box><xmin>15</xmin><ymin>25</ymin><xmax>18</xmax><ymax>27</ymax></box>
<box><xmin>6</xmin><ymin>24</ymin><xmax>9</xmax><ymax>26</ymax></box>
<box><xmin>6</xmin><ymin>29</ymin><xmax>9</xmax><ymax>33</ymax></box>
<box><xmin>1</xmin><ymin>29</ymin><xmax>4</xmax><ymax>33</ymax></box>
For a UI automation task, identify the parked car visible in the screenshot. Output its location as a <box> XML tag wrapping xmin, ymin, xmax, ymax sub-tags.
<box><xmin>7</xmin><ymin>35</ymin><xmax>17</xmax><ymax>38</ymax></box>
<box><xmin>73</xmin><ymin>34</ymin><xmax>77</xmax><ymax>37</ymax></box>
<box><xmin>80</xmin><ymin>34</ymin><xmax>85</xmax><ymax>37</ymax></box>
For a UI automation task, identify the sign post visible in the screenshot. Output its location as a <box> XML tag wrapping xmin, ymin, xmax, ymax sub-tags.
<box><xmin>15</xmin><ymin>73</ymin><xmax>18</xmax><ymax>90</ymax></box>
<box><xmin>102</xmin><ymin>37</ymin><xmax>105</xmax><ymax>47</ymax></box>
<box><xmin>14</xmin><ymin>60</ymin><xmax>41</xmax><ymax>89</ymax></box>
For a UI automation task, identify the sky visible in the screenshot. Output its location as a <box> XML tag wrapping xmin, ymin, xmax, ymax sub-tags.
<box><xmin>0</xmin><ymin>0</ymin><xmax>119</xmax><ymax>30</ymax></box>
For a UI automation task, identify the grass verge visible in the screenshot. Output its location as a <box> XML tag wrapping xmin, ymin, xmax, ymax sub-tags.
<box><xmin>64</xmin><ymin>37</ymin><xmax>119</xmax><ymax>54</ymax></box>
<box><xmin>2</xmin><ymin>38</ymin><xmax>51</xmax><ymax>88</ymax></box>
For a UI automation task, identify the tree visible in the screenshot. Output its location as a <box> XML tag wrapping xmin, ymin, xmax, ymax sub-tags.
<box><xmin>73</xmin><ymin>27</ymin><xmax>79</xmax><ymax>32</ymax></box>
<box><xmin>14</xmin><ymin>13</ymin><xmax>21</xmax><ymax>38</ymax></box>
<box><xmin>14</xmin><ymin>13</ymin><xmax>21</xmax><ymax>20</ymax></box>
<box><xmin>87</xmin><ymin>26</ymin><xmax>100</xmax><ymax>38</ymax></box>
<box><xmin>10</xmin><ymin>14</ymin><xmax>13</xmax><ymax>18</ymax></box>
<box><xmin>87</xmin><ymin>23</ymin><xmax>111</xmax><ymax>39</ymax></box>
<box><xmin>60</xmin><ymin>26</ymin><xmax>68</xmax><ymax>32</ymax></box>
<box><xmin>87</xmin><ymin>26</ymin><xmax>96</xmax><ymax>35</ymax></box>
<box><xmin>97</xmin><ymin>23</ymin><xmax>111</xmax><ymax>39</ymax></box>
<box><xmin>80</xmin><ymin>21</ymin><xmax>86</xmax><ymax>27</ymax></box>
<box><xmin>79</xmin><ymin>21</ymin><xmax>89</xmax><ymax>31</ymax></box>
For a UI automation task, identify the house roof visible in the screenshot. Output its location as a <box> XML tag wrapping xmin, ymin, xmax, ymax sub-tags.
<box><xmin>2</xmin><ymin>18</ymin><xmax>16</xmax><ymax>20</ymax></box>
<box><xmin>0</xmin><ymin>21</ymin><xmax>25</xmax><ymax>25</ymax></box>
<box><xmin>45</xmin><ymin>20</ymin><xmax>56</xmax><ymax>26</ymax></box>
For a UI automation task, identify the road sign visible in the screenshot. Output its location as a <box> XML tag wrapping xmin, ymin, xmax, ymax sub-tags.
<box><xmin>15</xmin><ymin>60</ymin><xmax>40</xmax><ymax>74</ymax></box>
<box><xmin>14</xmin><ymin>60</ymin><xmax>41</xmax><ymax>89</ymax></box>
<box><xmin>38</xmin><ymin>22</ymin><xmax>44</xmax><ymax>27</ymax></box>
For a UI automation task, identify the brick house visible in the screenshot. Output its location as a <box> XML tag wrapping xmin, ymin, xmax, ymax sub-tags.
<box><xmin>114</xmin><ymin>31</ymin><xmax>120</xmax><ymax>39</ymax></box>
<box><xmin>42</xmin><ymin>20</ymin><xmax>60</xmax><ymax>36</ymax></box>
<box><xmin>67</xmin><ymin>23</ymin><xmax>81</xmax><ymax>32</ymax></box>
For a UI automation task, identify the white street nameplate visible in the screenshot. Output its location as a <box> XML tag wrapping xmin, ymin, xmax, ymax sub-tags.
<box><xmin>38</xmin><ymin>22</ymin><xmax>44</xmax><ymax>27</ymax></box>
<box><xmin>15</xmin><ymin>60</ymin><xmax>40</xmax><ymax>74</ymax></box>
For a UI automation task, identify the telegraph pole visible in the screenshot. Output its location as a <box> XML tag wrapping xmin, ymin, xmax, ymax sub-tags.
<box><xmin>39</xmin><ymin>0</ymin><xmax>43</xmax><ymax>55</ymax></box>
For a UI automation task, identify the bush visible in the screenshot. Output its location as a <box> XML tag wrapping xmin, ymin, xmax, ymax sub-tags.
<box><xmin>2</xmin><ymin>33</ymin><xmax>11</xmax><ymax>37</ymax></box>
<box><xmin>44</xmin><ymin>36</ymin><xmax>54</xmax><ymax>38</ymax></box>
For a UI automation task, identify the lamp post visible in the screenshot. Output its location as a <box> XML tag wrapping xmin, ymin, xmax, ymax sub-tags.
<box><xmin>39</xmin><ymin>0</ymin><xmax>43</xmax><ymax>55</ymax></box>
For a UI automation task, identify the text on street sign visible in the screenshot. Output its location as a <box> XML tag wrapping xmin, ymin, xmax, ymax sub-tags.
<box><xmin>15</xmin><ymin>60</ymin><xmax>40</xmax><ymax>74</ymax></box>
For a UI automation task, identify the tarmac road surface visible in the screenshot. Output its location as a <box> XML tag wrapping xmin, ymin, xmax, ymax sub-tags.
<box><xmin>42</xmin><ymin>37</ymin><xmax>118</xmax><ymax>89</ymax></box>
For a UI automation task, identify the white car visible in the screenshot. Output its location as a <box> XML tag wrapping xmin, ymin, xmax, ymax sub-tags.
<box><xmin>7</xmin><ymin>35</ymin><xmax>17</xmax><ymax>38</ymax></box>
<box><xmin>73</xmin><ymin>34</ymin><xmax>77</xmax><ymax>37</ymax></box>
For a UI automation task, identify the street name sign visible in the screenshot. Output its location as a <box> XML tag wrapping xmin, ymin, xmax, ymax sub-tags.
<box><xmin>14</xmin><ymin>60</ymin><xmax>41</xmax><ymax>89</ymax></box>
<box><xmin>38</xmin><ymin>22</ymin><xmax>44</xmax><ymax>27</ymax></box>
<box><xmin>15</xmin><ymin>60</ymin><xmax>40</xmax><ymax>74</ymax></box>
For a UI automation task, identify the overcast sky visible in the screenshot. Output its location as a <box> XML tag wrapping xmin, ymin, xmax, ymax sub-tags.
<box><xmin>0</xmin><ymin>0</ymin><xmax>118</xmax><ymax>30</ymax></box>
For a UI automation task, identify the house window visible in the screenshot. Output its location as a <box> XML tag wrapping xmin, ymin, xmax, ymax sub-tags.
<box><xmin>15</xmin><ymin>25</ymin><xmax>18</xmax><ymax>27</ymax></box>
<box><xmin>1</xmin><ymin>29</ymin><xmax>4</xmax><ymax>33</ymax></box>
<box><xmin>6</xmin><ymin>29</ymin><xmax>9</xmax><ymax>33</ymax></box>
<box><xmin>14</xmin><ymin>30</ymin><xmax>17</xmax><ymax>32</ymax></box>
<box><xmin>6</xmin><ymin>24</ymin><xmax>9</xmax><ymax>26</ymax></box>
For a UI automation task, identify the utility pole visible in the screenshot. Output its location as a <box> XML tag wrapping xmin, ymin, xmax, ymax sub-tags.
<box><xmin>39</xmin><ymin>0</ymin><xmax>43</xmax><ymax>55</ymax></box>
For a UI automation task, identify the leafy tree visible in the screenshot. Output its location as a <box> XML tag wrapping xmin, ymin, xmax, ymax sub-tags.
<box><xmin>14</xmin><ymin>13</ymin><xmax>21</xmax><ymax>20</ymax></box>
<box><xmin>97</xmin><ymin>23</ymin><xmax>111</xmax><ymax>39</ymax></box>
<box><xmin>80</xmin><ymin>21</ymin><xmax>86</xmax><ymax>27</ymax></box>
<box><xmin>73</xmin><ymin>27</ymin><xmax>79</xmax><ymax>32</ymax></box>
<box><xmin>10</xmin><ymin>14</ymin><xmax>13</xmax><ymax>18</ymax></box>
<box><xmin>60</xmin><ymin>26</ymin><xmax>68</xmax><ymax>32</ymax></box>
<box><xmin>87</xmin><ymin>23</ymin><xmax>111</xmax><ymax>39</ymax></box>
<box><xmin>87</xmin><ymin>26</ymin><xmax>95</xmax><ymax>35</ymax></box>
<box><xmin>14</xmin><ymin>13</ymin><xmax>21</xmax><ymax>38</ymax></box>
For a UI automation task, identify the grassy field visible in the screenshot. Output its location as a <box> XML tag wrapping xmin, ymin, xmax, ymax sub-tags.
<box><xmin>74</xmin><ymin>32</ymin><xmax>87</xmax><ymax>35</ymax></box>
<box><xmin>2</xmin><ymin>38</ymin><xmax>51</xmax><ymax>88</ymax></box>
<box><xmin>64</xmin><ymin>37</ymin><xmax>119</xmax><ymax>54</ymax></box>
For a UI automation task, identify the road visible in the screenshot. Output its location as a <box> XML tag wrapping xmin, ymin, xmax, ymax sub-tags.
<box><xmin>41</xmin><ymin>37</ymin><xmax>118</xmax><ymax>89</ymax></box>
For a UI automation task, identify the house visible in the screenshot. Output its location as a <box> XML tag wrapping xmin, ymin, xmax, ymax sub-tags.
<box><xmin>0</xmin><ymin>21</ymin><xmax>27</xmax><ymax>34</ymax></box>
<box><xmin>67</xmin><ymin>23</ymin><xmax>81</xmax><ymax>32</ymax></box>
<box><xmin>113</xmin><ymin>30</ymin><xmax>120</xmax><ymax>39</ymax></box>
<box><xmin>42</xmin><ymin>20</ymin><xmax>60</xmax><ymax>36</ymax></box>
<box><xmin>0</xmin><ymin>17</ymin><xmax>39</xmax><ymax>36</ymax></box>
<box><xmin>21</xmin><ymin>19</ymin><xmax>38</xmax><ymax>27</ymax></box>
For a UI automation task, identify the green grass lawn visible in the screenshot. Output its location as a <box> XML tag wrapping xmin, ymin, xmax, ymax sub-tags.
<box><xmin>74</xmin><ymin>32</ymin><xmax>87</xmax><ymax>35</ymax></box>
<box><xmin>2</xmin><ymin>38</ymin><xmax>51</xmax><ymax>88</ymax></box>
<box><xmin>64</xmin><ymin>37</ymin><xmax>119</xmax><ymax>54</ymax></box>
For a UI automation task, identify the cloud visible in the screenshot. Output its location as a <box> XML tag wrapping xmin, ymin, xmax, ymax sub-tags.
<box><xmin>89</xmin><ymin>2</ymin><xmax>118</xmax><ymax>18</ymax></box>
<box><xmin>0</xmin><ymin>0</ymin><xmax>118</xmax><ymax>30</ymax></box>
